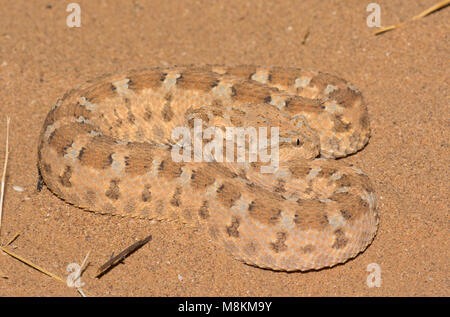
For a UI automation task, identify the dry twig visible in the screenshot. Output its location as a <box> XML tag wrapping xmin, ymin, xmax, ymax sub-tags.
<box><xmin>0</xmin><ymin>117</ymin><xmax>10</xmax><ymax>238</ymax></box>
<box><xmin>375</xmin><ymin>0</ymin><xmax>449</xmax><ymax>35</ymax></box>
<box><xmin>96</xmin><ymin>234</ymin><xmax>152</xmax><ymax>278</ymax></box>
<box><xmin>0</xmin><ymin>245</ymin><xmax>66</xmax><ymax>284</ymax></box>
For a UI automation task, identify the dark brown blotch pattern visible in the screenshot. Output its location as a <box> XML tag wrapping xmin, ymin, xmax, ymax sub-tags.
<box><xmin>332</xmin><ymin>114</ymin><xmax>352</xmax><ymax>132</ymax></box>
<box><xmin>330</xmin><ymin>191</ymin><xmax>372</xmax><ymax>222</ymax></box>
<box><xmin>216</xmin><ymin>182</ymin><xmax>241</xmax><ymax>208</ymax></box>
<box><xmin>248</xmin><ymin>200</ymin><xmax>282</xmax><ymax>225</ymax></box>
<box><xmin>267</xmin><ymin>67</ymin><xmax>299</xmax><ymax>87</ymax></box>
<box><xmin>42</xmin><ymin>163</ymin><xmax>52</xmax><ymax>175</ymax></box>
<box><xmin>105</xmin><ymin>179</ymin><xmax>120</xmax><ymax>200</ymax></box>
<box><xmin>247</xmin><ymin>194</ymin><xmax>284</xmax><ymax>225</ymax></box>
<box><xmin>161</xmin><ymin>93</ymin><xmax>174</xmax><ymax>122</ymax></box>
<box><xmin>332</xmin><ymin>229</ymin><xmax>348</xmax><ymax>249</ymax></box>
<box><xmin>294</xmin><ymin>200</ymin><xmax>329</xmax><ymax>231</ymax></box>
<box><xmin>141</xmin><ymin>184</ymin><xmax>152</xmax><ymax>202</ymax></box>
<box><xmin>288</xmin><ymin>161</ymin><xmax>312</xmax><ymax>179</ymax></box>
<box><xmin>84</xmin><ymin>189</ymin><xmax>97</xmax><ymax>205</ymax></box>
<box><xmin>360</xmin><ymin>110</ymin><xmax>370</xmax><ymax>130</ymax></box>
<box><xmin>127</xmin><ymin>70</ymin><xmax>166</xmax><ymax>91</ymax></box>
<box><xmin>226</xmin><ymin>216</ymin><xmax>240</xmax><ymax>237</ymax></box>
<box><xmin>124</xmin><ymin>142</ymin><xmax>154</xmax><ymax>176</ymax></box>
<box><xmin>82</xmin><ymin>81</ymin><xmax>117</xmax><ymax>103</ymax></box>
<box><xmin>329</xmin><ymin>87</ymin><xmax>362</xmax><ymax>109</ymax></box>
<box><xmin>270</xmin><ymin>232</ymin><xmax>288</xmax><ymax>253</ymax></box>
<box><xmin>78</xmin><ymin>135</ymin><xmax>116</xmax><ymax>170</ymax></box>
<box><xmin>127</xmin><ymin>111</ymin><xmax>136</xmax><ymax>124</ymax></box>
<box><xmin>176</xmin><ymin>70</ymin><xmax>220</xmax><ymax>91</ymax></box>
<box><xmin>47</xmin><ymin>123</ymin><xmax>93</xmax><ymax>157</ymax></box>
<box><xmin>226</xmin><ymin>65</ymin><xmax>258</xmax><ymax>79</ymax></box>
<box><xmin>230</xmin><ymin>81</ymin><xmax>275</xmax><ymax>104</ymax></box>
<box><xmin>190</xmin><ymin>168</ymin><xmax>215</xmax><ymax>189</ymax></box>
<box><xmin>309</xmin><ymin>73</ymin><xmax>343</xmax><ymax>92</ymax></box>
<box><xmin>170</xmin><ymin>186</ymin><xmax>182</xmax><ymax>207</ymax></box>
<box><xmin>198</xmin><ymin>200</ymin><xmax>209</xmax><ymax>219</ymax></box>
<box><xmin>59</xmin><ymin>165</ymin><xmax>72</xmax><ymax>187</ymax></box>
<box><xmin>158</xmin><ymin>159</ymin><xmax>183</xmax><ymax>179</ymax></box>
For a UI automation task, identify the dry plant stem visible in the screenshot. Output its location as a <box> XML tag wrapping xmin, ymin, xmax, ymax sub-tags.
<box><xmin>96</xmin><ymin>235</ymin><xmax>152</xmax><ymax>278</ymax></box>
<box><xmin>0</xmin><ymin>245</ymin><xmax>66</xmax><ymax>284</ymax></box>
<box><xmin>413</xmin><ymin>0</ymin><xmax>450</xmax><ymax>19</ymax></box>
<box><xmin>77</xmin><ymin>288</ymin><xmax>87</xmax><ymax>297</ymax></box>
<box><xmin>73</xmin><ymin>251</ymin><xmax>90</xmax><ymax>284</ymax></box>
<box><xmin>375</xmin><ymin>0</ymin><xmax>449</xmax><ymax>35</ymax></box>
<box><xmin>74</xmin><ymin>251</ymin><xmax>90</xmax><ymax>297</ymax></box>
<box><xmin>5</xmin><ymin>232</ymin><xmax>20</xmax><ymax>246</ymax></box>
<box><xmin>0</xmin><ymin>117</ymin><xmax>10</xmax><ymax>238</ymax></box>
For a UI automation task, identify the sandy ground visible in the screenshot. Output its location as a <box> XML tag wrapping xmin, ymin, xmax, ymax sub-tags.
<box><xmin>0</xmin><ymin>0</ymin><xmax>448</xmax><ymax>297</ymax></box>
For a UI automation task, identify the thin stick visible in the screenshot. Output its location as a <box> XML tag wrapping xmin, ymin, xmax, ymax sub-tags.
<box><xmin>374</xmin><ymin>23</ymin><xmax>405</xmax><ymax>35</ymax></box>
<box><xmin>72</xmin><ymin>250</ymin><xmax>90</xmax><ymax>286</ymax></box>
<box><xmin>375</xmin><ymin>0</ymin><xmax>449</xmax><ymax>35</ymax></box>
<box><xmin>77</xmin><ymin>288</ymin><xmax>87</xmax><ymax>297</ymax></box>
<box><xmin>74</xmin><ymin>251</ymin><xmax>90</xmax><ymax>297</ymax></box>
<box><xmin>0</xmin><ymin>245</ymin><xmax>66</xmax><ymax>284</ymax></box>
<box><xmin>5</xmin><ymin>232</ymin><xmax>20</xmax><ymax>246</ymax></box>
<box><xmin>96</xmin><ymin>234</ymin><xmax>152</xmax><ymax>278</ymax></box>
<box><xmin>301</xmin><ymin>28</ymin><xmax>310</xmax><ymax>45</ymax></box>
<box><xmin>80</xmin><ymin>250</ymin><xmax>90</xmax><ymax>271</ymax></box>
<box><xmin>0</xmin><ymin>117</ymin><xmax>10</xmax><ymax>238</ymax></box>
<box><xmin>413</xmin><ymin>0</ymin><xmax>450</xmax><ymax>19</ymax></box>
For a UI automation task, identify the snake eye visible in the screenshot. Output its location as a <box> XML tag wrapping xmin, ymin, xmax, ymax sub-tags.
<box><xmin>296</xmin><ymin>139</ymin><xmax>301</xmax><ymax>146</ymax></box>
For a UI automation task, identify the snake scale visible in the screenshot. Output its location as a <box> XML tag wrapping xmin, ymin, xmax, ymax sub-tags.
<box><xmin>38</xmin><ymin>65</ymin><xmax>378</xmax><ymax>271</ymax></box>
